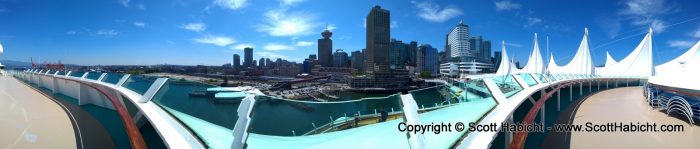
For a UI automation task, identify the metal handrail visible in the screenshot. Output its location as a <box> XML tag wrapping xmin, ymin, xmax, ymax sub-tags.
<box><xmin>43</xmin><ymin>74</ymin><xmax>148</xmax><ymax>149</ymax></box>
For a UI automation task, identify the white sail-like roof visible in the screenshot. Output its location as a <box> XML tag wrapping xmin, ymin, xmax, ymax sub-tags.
<box><xmin>518</xmin><ymin>33</ymin><xmax>545</xmax><ymax>74</ymax></box>
<box><xmin>496</xmin><ymin>41</ymin><xmax>518</xmax><ymax>75</ymax></box>
<box><xmin>595</xmin><ymin>28</ymin><xmax>654</xmax><ymax>77</ymax></box>
<box><xmin>604</xmin><ymin>51</ymin><xmax>617</xmax><ymax>66</ymax></box>
<box><xmin>547</xmin><ymin>28</ymin><xmax>594</xmax><ymax>74</ymax></box>
<box><xmin>649</xmin><ymin>40</ymin><xmax>700</xmax><ymax>90</ymax></box>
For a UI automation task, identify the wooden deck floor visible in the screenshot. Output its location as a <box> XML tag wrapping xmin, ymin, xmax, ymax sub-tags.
<box><xmin>0</xmin><ymin>76</ymin><xmax>78</xmax><ymax>148</ymax></box>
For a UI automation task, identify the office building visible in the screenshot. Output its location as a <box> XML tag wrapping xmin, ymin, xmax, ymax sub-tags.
<box><xmin>244</xmin><ymin>47</ymin><xmax>253</xmax><ymax>67</ymax></box>
<box><xmin>364</xmin><ymin>5</ymin><xmax>391</xmax><ymax>76</ymax></box>
<box><xmin>233</xmin><ymin>54</ymin><xmax>240</xmax><ymax>69</ymax></box>
<box><xmin>318</xmin><ymin>29</ymin><xmax>333</xmax><ymax>67</ymax></box>
<box><xmin>390</xmin><ymin>39</ymin><xmax>407</xmax><ymax>68</ymax></box>
<box><xmin>259</xmin><ymin>58</ymin><xmax>265</xmax><ymax>68</ymax></box>
<box><xmin>351</xmin><ymin>50</ymin><xmax>364</xmax><ymax>72</ymax></box>
<box><xmin>417</xmin><ymin>44</ymin><xmax>438</xmax><ymax>76</ymax></box>
<box><xmin>446</xmin><ymin>20</ymin><xmax>469</xmax><ymax>58</ymax></box>
<box><xmin>333</xmin><ymin>49</ymin><xmax>349</xmax><ymax>67</ymax></box>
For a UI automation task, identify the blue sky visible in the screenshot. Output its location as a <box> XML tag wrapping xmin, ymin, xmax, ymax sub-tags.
<box><xmin>1</xmin><ymin>0</ymin><xmax>699</xmax><ymax>66</ymax></box>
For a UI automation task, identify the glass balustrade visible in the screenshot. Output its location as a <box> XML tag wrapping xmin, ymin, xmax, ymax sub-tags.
<box><xmin>102</xmin><ymin>73</ymin><xmax>124</xmax><ymax>84</ymax></box>
<box><xmin>151</xmin><ymin>79</ymin><xmax>241</xmax><ymax>148</ymax></box>
<box><xmin>69</xmin><ymin>71</ymin><xmax>85</xmax><ymax>78</ymax></box>
<box><xmin>245</xmin><ymin>94</ymin><xmax>409</xmax><ymax>148</ymax></box>
<box><xmin>86</xmin><ymin>72</ymin><xmax>102</xmax><ymax>80</ymax></box>
<box><xmin>519</xmin><ymin>73</ymin><xmax>538</xmax><ymax>86</ymax></box>
<box><xmin>121</xmin><ymin>75</ymin><xmax>157</xmax><ymax>95</ymax></box>
<box><xmin>535</xmin><ymin>73</ymin><xmax>548</xmax><ymax>83</ymax></box>
<box><xmin>490</xmin><ymin>75</ymin><xmax>523</xmax><ymax>98</ymax></box>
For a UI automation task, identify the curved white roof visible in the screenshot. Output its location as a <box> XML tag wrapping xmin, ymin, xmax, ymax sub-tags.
<box><xmin>649</xmin><ymin>40</ymin><xmax>700</xmax><ymax>90</ymax></box>
<box><xmin>547</xmin><ymin>28</ymin><xmax>594</xmax><ymax>74</ymax></box>
<box><xmin>595</xmin><ymin>28</ymin><xmax>654</xmax><ymax>77</ymax></box>
<box><xmin>518</xmin><ymin>33</ymin><xmax>545</xmax><ymax>74</ymax></box>
<box><xmin>604</xmin><ymin>51</ymin><xmax>617</xmax><ymax>66</ymax></box>
<box><xmin>495</xmin><ymin>41</ymin><xmax>518</xmax><ymax>75</ymax></box>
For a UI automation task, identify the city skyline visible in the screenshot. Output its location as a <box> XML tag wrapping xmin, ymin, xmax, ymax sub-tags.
<box><xmin>1</xmin><ymin>0</ymin><xmax>700</xmax><ymax>66</ymax></box>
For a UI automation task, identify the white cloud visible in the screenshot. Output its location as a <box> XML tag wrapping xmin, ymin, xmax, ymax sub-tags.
<box><xmin>362</xmin><ymin>19</ymin><xmax>366</xmax><ymax>28</ymax></box>
<box><xmin>650</xmin><ymin>19</ymin><xmax>667</xmax><ymax>32</ymax></box>
<box><xmin>214</xmin><ymin>0</ymin><xmax>249</xmax><ymax>10</ymax></box>
<box><xmin>232</xmin><ymin>43</ymin><xmax>255</xmax><ymax>50</ymax></box>
<box><xmin>391</xmin><ymin>21</ymin><xmax>398</xmax><ymax>28</ymax></box>
<box><xmin>134</xmin><ymin>21</ymin><xmax>146</xmax><ymax>27</ymax></box>
<box><xmin>256</xmin><ymin>9</ymin><xmax>319</xmax><ymax>37</ymax></box>
<box><xmin>66</xmin><ymin>31</ymin><xmax>77</xmax><ymax>35</ymax></box>
<box><xmin>525</xmin><ymin>17</ymin><xmax>542</xmax><ymax>27</ymax></box>
<box><xmin>619</xmin><ymin>0</ymin><xmax>671</xmax><ymax>16</ymax></box>
<box><xmin>412</xmin><ymin>1</ymin><xmax>462</xmax><ymax>23</ymax></box>
<box><xmin>505</xmin><ymin>42</ymin><xmax>523</xmax><ymax>48</ymax></box>
<box><xmin>668</xmin><ymin>40</ymin><xmax>695</xmax><ymax>49</ymax></box>
<box><xmin>494</xmin><ymin>1</ymin><xmax>521</xmax><ymax>11</ymax></box>
<box><xmin>618</xmin><ymin>0</ymin><xmax>673</xmax><ymax>33</ymax></box>
<box><xmin>193</xmin><ymin>35</ymin><xmax>236</xmax><ymax>47</ymax></box>
<box><xmin>95</xmin><ymin>29</ymin><xmax>120</xmax><ymax>37</ymax></box>
<box><xmin>281</xmin><ymin>0</ymin><xmax>305</xmax><ymax>6</ymax></box>
<box><xmin>119</xmin><ymin>0</ymin><xmax>130</xmax><ymax>7</ymax></box>
<box><xmin>180</xmin><ymin>23</ymin><xmax>207</xmax><ymax>32</ymax></box>
<box><xmin>326</xmin><ymin>24</ymin><xmax>337</xmax><ymax>31</ymax></box>
<box><xmin>137</xmin><ymin>4</ymin><xmax>146</xmax><ymax>10</ymax></box>
<box><xmin>264</xmin><ymin>43</ymin><xmax>295</xmax><ymax>51</ymax></box>
<box><xmin>296</xmin><ymin>41</ymin><xmax>314</xmax><ymax>46</ymax></box>
<box><xmin>691</xmin><ymin>25</ymin><xmax>700</xmax><ymax>38</ymax></box>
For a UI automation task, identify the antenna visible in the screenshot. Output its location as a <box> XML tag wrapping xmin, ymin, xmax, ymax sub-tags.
<box><xmin>546</xmin><ymin>35</ymin><xmax>549</xmax><ymax>68</ymax></box>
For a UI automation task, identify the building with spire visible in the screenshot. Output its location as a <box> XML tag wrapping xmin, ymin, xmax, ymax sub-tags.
<box><xmin>318</xmin><ymin>28</ymin><xmax>333</xmax><ymax>67</ymax></box>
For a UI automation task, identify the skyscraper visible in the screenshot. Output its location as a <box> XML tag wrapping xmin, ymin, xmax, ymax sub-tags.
<box><xmin>351</xmin><ymin>50</ymin><xmax>364</xmax><ymax>72</ymax></box>
<box><xmin>407</xmin><ymin>41</ymin><xmax>418</xmax><ymax>66</ymax></box>
<box><xmin>259</xmin><ymin>58</ymin><xmax>265</xmax><ymax>67</ymax></box>
<box><xmin>469</xmin><ymin>36</ymin><xmax>483</xmax><ymax>61</ymax></box>
<box><xmin>390</xmin><ymin>39</ymin><xmax>406</xmax><ymax>68</ymax></box>
<box><xmin>244</xmin><ymin>47</ymin><xmax>253</xmax><ymax>67</ymax></box>
<box><xmin>447</xmin><ymin>20</ymin><xmax>470</xmax><ymax>59</ymax></box>
<box><xmin>318</xmin><ymin>29</ymin><xmax>333</xmax><ymax>67</ymax></box>
<box><xmin>418</xmin><ymin>44</ymin><xmax>438</xmax><ymax>75</ymax></box>
<box><xmin>233</xmin><ymin>54</ymin><xmax>240</xmax><ymax>69</ymax></box>
<box><xmin>365</xmin><ymin>5</ymin><xmax>391</xmax><ymax>75</ymax></box>
<box><xmin>333</xmin><ymin>49</ymin><xmax>348</xmax><ymax>67</ymax></box>
<box><xmin>483</xmin><ymin>40</ymin><xmax>492</xmax><ymax>62</ymax></box>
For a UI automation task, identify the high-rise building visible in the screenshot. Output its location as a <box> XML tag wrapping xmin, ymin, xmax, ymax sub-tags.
<box><xmin>390</xmin><ymin>39</ymin><xmax>407</xmax><ymax>68</ymax></box>
<box><xmin>318</xmin><ymin>29</ymin><xmax>333</xmax><ymax>67</ymax></box>
<box><xmin>259</xmin><ymin>58</ymin><xmax>265</xmax><ymax>67</ymax></box>
<box><xmin>417</xmin><ymin>44</ymin><xmax>438</xmax><ymax>75</ymax></box>
<box><xmin>407</xmin><ymin>41</ymin><xmax>418</xmax><ymax>66</ymax></box>
<box><xmin>493</xmin><ymin>51</ymin><xmax>502</xmax><ymax>69</ymax></box>
<box><xmin>483</xmin><ymin>40</ymin><xmax>492</xmax><ymax>62</ymax></box>
<box><xmin>469</xmin><ymin>36</ymin><xmax>483</xmax><ymax>61</ymax></box>
<box><xmin>365</xmin><ymin>5</ymin><xmax>391</xmax><ymax>76</ymax></box>
<box><xmin>244</xmin><ymin>47</ymin><xmax>253</xmax><ymax>67</ymax></box>
<box><xmin>309</xmin><ymin>54</ymin><xmax>317</xmax><ymax>60</ymax></box>
<box><xmin>447</xmin><ymin>20</ymin><xmax>470</xmax><ymax>59</ymax></box>
<box><xmin>351</xmin><ymin>50</ymin><xmax>364</xmax><ymax>72</ymax></box>
<box><xmin>252</xmin><ymin>60</ymin><xmax>257</xmax><ymax>67</ymax></box>
<box><xmin>333</xmin><ymin>49</ymin><xmax>349</xmax><ymax>67</ymax></box>
<box><xmin>233</xmin><ymin>54</ymin><xmax>240</xmax><ymax>69</ymax></box>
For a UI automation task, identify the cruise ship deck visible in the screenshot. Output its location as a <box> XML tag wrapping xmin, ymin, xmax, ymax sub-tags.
<box><xmin>0</xmin><ymin>76</ymin><xmax>78</xmax><ymax>148</ymax></box>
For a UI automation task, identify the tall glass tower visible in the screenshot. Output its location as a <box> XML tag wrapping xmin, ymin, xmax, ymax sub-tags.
<box><xmin>365</xmin><ymin>5</ymin><xmax>391</xmax><ymax>76</ymax></box>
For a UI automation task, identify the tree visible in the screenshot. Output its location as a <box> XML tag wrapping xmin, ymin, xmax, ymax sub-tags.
<box><xmin>420</xmin><ymin>71</ymin><xmax>431</xmax><ymax>78</ymax></box>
